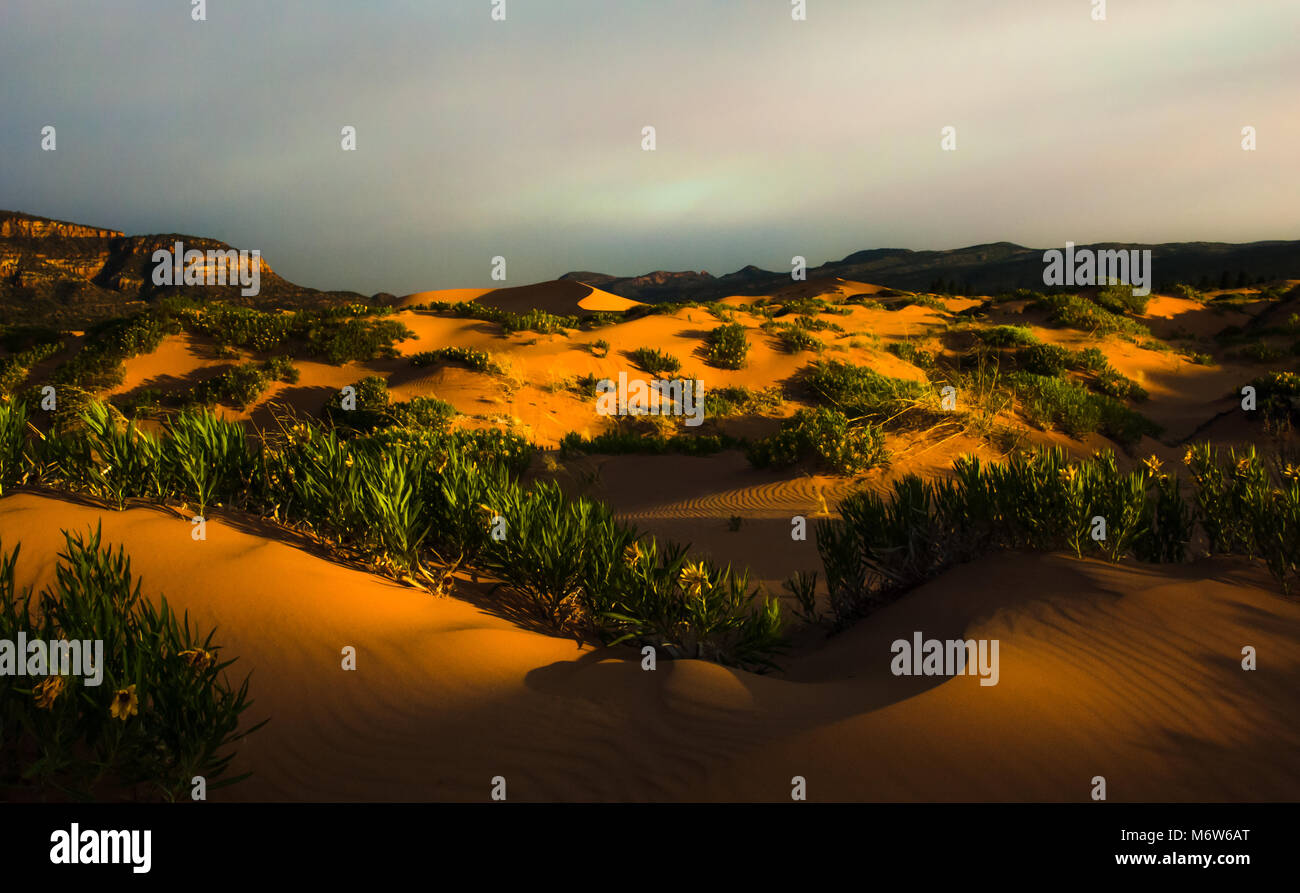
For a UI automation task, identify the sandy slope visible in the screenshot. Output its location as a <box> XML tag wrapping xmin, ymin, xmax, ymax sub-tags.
<box><xmin>401</xmin><ymin>280</ymin><xmax>643</xmax><ymax>316</ymax></box>
<box><xmin>1</xmin><ymin>491</ymin><xmax>1294</xmax><ymax>802</ymax></box>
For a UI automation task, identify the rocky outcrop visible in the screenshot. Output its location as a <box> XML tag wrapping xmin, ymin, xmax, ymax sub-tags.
<box><xmin>0</xmin><ymin>213</ymin><xmax>123</xmax><ymax>240</ymax></box>
<box><xmin>0</xmin><ymin>210</ymin><xmax>365</xmax><ymax>326</ymax></box>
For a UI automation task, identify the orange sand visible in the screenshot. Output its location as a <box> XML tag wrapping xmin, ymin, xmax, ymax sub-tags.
<box><xmin>1</xmin><ymin>492</ymin><xmax>1294</xmax><ymax>802</ymax></box>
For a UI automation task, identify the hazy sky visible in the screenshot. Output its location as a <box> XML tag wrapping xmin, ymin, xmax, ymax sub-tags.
<box><xmin>2</xmin><ymin>0</ymin><xmax>1297</xmax><ymax>295</ymax></box>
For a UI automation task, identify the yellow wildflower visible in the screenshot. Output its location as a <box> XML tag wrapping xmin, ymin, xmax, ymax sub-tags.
<box><xmin>679</xmin><ymin>561</ymin><xmax>710</xmax><ymax>597</ymax></box>
<box><xmin>178</xmin><ymin>648</ymin><xmax>215</xmax><ymax>670</ymax></box>
<box><xmin>34</xmin><ymin>675</ymin><xmax>64</xmax><ymax>710</ymax></box>
<box><xmin>110</xmin><ymin>685</ymin><xmax>139</xmax><ymax>721</ymax></box>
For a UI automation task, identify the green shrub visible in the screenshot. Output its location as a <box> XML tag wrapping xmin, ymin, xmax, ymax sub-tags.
<box><xmin>0</xmin><ymin>337</ymin><xmax>64</xmax><ymax>393</ymax></box>
<box><xmin>324</xmin><ymin>376</ymin><xmax>455</xmax><ymax>434</ymax></box>
<box><xmin>179</xmin><ymin>304</ymin><xmax>413</xmax><ymax>363</ymax></box>
<box><xmin>1095</xmin><ymin>368</ymin><xmax>1148</xmax><ymax>401</ymax></box>
<box><xmin>888</xmin><ymin>294</ymin><xmax>948</xmax><ymax>312</ymax></box>
<box><xmin>185</xmin><ymin>358</ymin><xmax>299</xmax><ymax>410</ymax></box>
<box><xmin>1017</xmin><ymin>343</ymin><xmax>1072</xmax><ymax>376</ymax></box>
<box><xmin>705</xmin><ymin>323</ymin><xmax>750</xmax><ymax>369</ymax></box>
<box><xmin>1072</xmin><ymin>346</ymin><xmax>1109</xmax><ymax>372</ymax></box>
<box><xmin>746</xmin><ymin>408</ymin><xmax>886</xmax><ymax>474</ymax></box>
<box><xmin>1095</xmin><ymin>282</ymin><xmax>1150</xmax><ymax>315</ymax></box>
<box><xmin>1246</xmin><ymin>371</ymin><xmax>1300</xmax><ymax>426</ymax></box>
<box><xmin>978</xmin><ymin>325</ymin><xmax>1039</xmax><ymax>347</ymax></box>
<box><xmin>388</xmin><ymin>397</ymin><xmax>457</xmax><ymax>432</ymax></box>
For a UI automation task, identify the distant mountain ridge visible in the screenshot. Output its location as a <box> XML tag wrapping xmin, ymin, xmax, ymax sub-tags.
<box><xmin>562</xmin><ymin>240</ymin><xmax>1300</xmax><ymax>302</ymax></box>
<box><xmin>5</xmin><ymin>209</ymin><xmax>1299</xmax><ymax>327</ymax></box>
<box><xmin>0</xmin><ymin>210</ymin><xmax>368</xmax><ymax>326</ymax></box>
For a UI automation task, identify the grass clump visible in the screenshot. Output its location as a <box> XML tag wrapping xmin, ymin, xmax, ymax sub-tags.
<box><xmin>770</xmin><ymin>324</ymin><xmax>824</xmax><ymax>354</ymax></box>
<box><xmin>628</xmin><ymin>347</ymin><xmax>682</xmax><ymax>375</ymax></box>
<box><xmin>816</xmin><ymin>447</ymin><xmax>1200</xmax><ymax>625</ymax></box>
<box><xmin>410</xmin><ymin>347</ymin><xmax>499</xmax><ymax>373</ymax></box>
<box><xmin>803</xmin><ymin>359</ymin><xmax>932</xmax><ymax>424</ymax></box>
<box><xmin>1005</xmin><ymin>372</ymin><xmax>1160</xmax><ymax>446</ymax></box>
<box><xmin>1016</xmin><ymin>343</ymin><xmax>1073</xmax><ymax>377</ymax></box>
<box><xmin>703</xmin><ymin>385</ymin><xmax>783</xmax><ymax>417</ymax></box>
<box><xmin>886</xmin><ymin>341</ymin><xmax>935</xmax><ymax>369</ymax></box>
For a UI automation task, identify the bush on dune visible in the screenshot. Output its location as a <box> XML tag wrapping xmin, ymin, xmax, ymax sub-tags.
<box><xmin>746</xmin><ymin>407</ymin><xmax>886</xmax><ymax>474</ymax></box>
<box><xmin>705</xmin><ymin>322</ymin><xmax>750</xmax><ymax>370</ymax></box>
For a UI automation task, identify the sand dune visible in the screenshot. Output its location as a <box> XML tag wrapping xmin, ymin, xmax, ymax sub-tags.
<box><xmin>396</xmin><ymin>287</ymin><xmax>495</xmax><ymax>308</ymax></box>
<box><xmin>1</xmin><ymin>491</ymin><xmax>1294</xmax><ymax>802</ymax></box>
<box><xmin>473</xmin><ymin>280</ymin><xmax>642</xmax><ymax>316</ymax></box>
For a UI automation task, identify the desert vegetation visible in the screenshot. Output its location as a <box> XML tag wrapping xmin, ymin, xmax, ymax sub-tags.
<box><xmin>705</xmin><ymin>322</ymin><xmax>750</xmax><ymax>369</ymax></box>
<box><xmin>814</xmin><ymin>444</ymin><xmax>1298</xmax><ymax>627</ymax></box>
<box><xmin>0</xmin><ymin>526</ymin><xmax>263</xmax><ymax>800</ymax></box>
<box><xmin>0</xmin><ymin>399</ymin><xmax>785</xmax><ymax>675</ymax></box>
